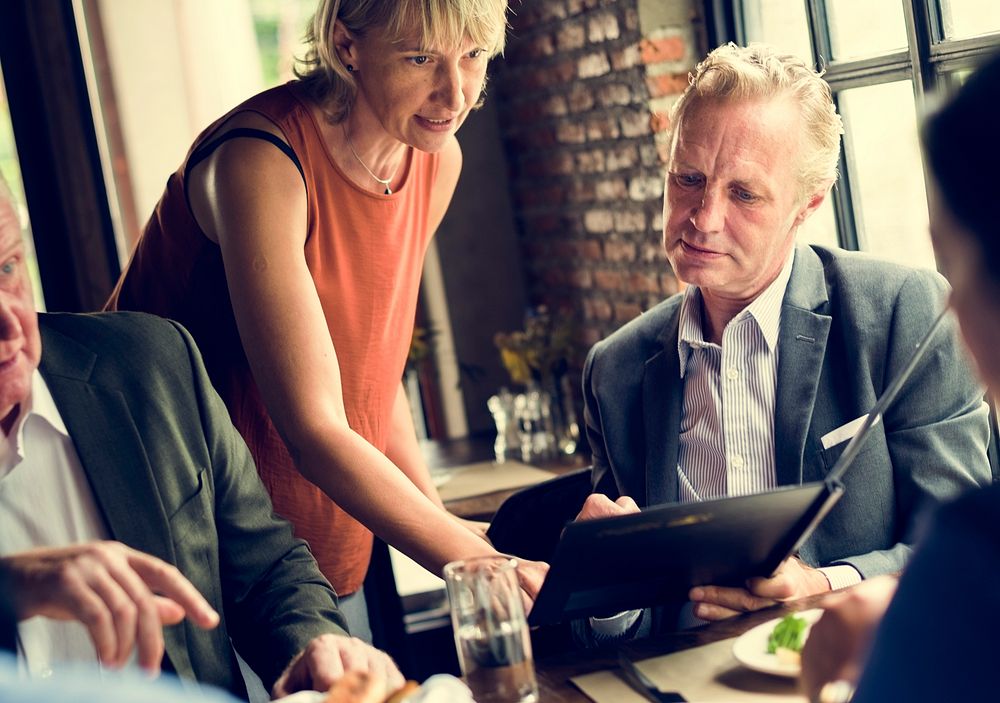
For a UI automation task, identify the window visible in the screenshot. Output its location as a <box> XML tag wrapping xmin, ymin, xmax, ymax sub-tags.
<box><xmin>0</xmin><ymin>64</ymin><xmax>44</xmax><ymax>309</ymax></box>
<box><xmin>709</xmin><ymin>0</ymin><xmax>1000</xmax><ymax>270</ymax></box>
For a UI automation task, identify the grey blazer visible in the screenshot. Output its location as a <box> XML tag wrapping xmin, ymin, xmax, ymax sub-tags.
<box><xmin>583</xmin><ymin>244</ymin><xmax>992</xmax><ymax>577</ymax></box>
<box><xmin>38</xmin><ymin>312</ymin><xmax>348</xmax><ymax>699</ymax></box>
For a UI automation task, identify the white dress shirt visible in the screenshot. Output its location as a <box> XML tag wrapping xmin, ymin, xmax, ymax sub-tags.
<box><xmin>676</xmin><ymin>253</ymin><xmax>859</xmax><ymax>590</ymax></box>
<box><xmin>0</xmin><ymin>371</ymin><xmax>119</xmax><ymax>678</ymax></box>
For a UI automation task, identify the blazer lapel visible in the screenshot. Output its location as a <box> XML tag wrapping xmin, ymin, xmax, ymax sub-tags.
<box><xmin>38</xmin><ymin>321</ymin><xmax>194</xmax><ymax>678</ymax></box>
<box><xmin>774</xmin><ymin>246</ymin><xmax>832</xmax><ymax>486</ymax></box>
<box><xmin>643</xmin><ymin>310</ymin><xmax>682</xmax><ymax>506</ymax></box>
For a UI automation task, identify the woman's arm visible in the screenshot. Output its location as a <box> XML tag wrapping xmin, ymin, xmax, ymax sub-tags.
<box><xmin>186</xmin><ymin>117</ymin><xmax>494</xmax><ymax>577</ymax></box>
<box><xmin>385</xmin><ymin>380</ymin><xmax>445</xmax><ymax>509</ymax></box>
<box><xmin>381</xmin><ymin>137</ymin><xmax>491</xmax><ymax>538</ymax></box>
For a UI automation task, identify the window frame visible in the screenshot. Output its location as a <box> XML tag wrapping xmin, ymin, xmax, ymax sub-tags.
<box><xmin>705</xmin><ymin>0</ymin><xmax>1000</xmax><ymax>255</ymax></box>
<box><xmin>0</xmin><ymin>0</ymin><xmax>120</xmax><ymax>312</ymax></box>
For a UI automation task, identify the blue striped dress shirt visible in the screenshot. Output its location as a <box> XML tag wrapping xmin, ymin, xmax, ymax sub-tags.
<box><xmin>673</xmin><ymin>251</ymin><xmax>859</xmax><ymax>590</ymax></box>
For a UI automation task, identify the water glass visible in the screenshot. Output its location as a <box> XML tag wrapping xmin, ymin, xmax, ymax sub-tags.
<box><xmin>443</xmin><ymin>556</ymin><xmax>539</xmax><ymax>703</ymax></box>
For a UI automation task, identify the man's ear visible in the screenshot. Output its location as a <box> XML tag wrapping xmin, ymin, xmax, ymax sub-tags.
<box><xmin>332</xmin><ymin>20</ymin><xmax>359</xmax><ymax>70</ymax></box>
<box><xmin>794</xmin><ymin>182</ymin><xmax>833</xmax><ymax>227</ymax></box>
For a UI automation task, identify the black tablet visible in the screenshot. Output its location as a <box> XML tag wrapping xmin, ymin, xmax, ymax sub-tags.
<box><xmin>527</xmin><ymin>479</ymin><xmax>843</xmax><ymax>626</ymax></box>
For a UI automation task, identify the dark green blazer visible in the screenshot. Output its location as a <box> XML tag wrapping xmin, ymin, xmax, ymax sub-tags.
<box><xmin>583</xmin><ymin>244</ymin><xmax>992</xmax><ymax>578</ymax></box>
<box><xmin>37</xmin><ymin>312</ymin><xmax>348</xmax><ymax>699</ymax></box>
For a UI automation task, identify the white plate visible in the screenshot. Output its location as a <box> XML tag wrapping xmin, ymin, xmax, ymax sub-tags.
<box><xmin>731</xmin><ymin>608</ymin><xmax>824</xmax><ymax>678</ymax></box>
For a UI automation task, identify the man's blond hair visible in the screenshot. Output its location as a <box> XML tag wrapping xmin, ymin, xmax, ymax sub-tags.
<box><xmin>670</xmin><ymin>42</ymin><xmax>844</xmax><ymax>195</ymax></box>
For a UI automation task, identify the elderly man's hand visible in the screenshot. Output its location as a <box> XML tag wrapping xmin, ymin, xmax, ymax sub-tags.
<box><xmin>4</xmin><ymin>541</ymin><xmax>220</xmax><ymax>673</ymax></box>
<box><xmin>575</xmin><ymin>493</ymin><xmax>641</xmax><ymax>521</ymax></box>
<box><xmin>272</xmin><ymin>634</ymin><xmax>405</xmax><ymax>698</ymax></box>
<box><xmin>800</xmin><ymin>575</ymin><xmax>898</xmax><ymax>702</ymax></box>
<box><xmin>689</xmin><ymin>557</ymin><xmax>831</xmax><ymax>621</ymax></box>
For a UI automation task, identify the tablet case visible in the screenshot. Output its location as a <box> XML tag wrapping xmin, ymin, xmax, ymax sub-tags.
<box><xmin>527</xmin><ymin>479</ymin><xmax>843</xmax><ymax>626</ymax></box>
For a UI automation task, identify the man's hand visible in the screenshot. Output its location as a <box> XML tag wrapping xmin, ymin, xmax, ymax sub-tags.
<box><xmin>575</xmin><ymin>493</ymin><xmax>640</xmax><ymax>521</ymax></box>
<box><xmin>800</xmin><ymin>575</ymin><xmax>898</xmax><ymax>701</ymax></box>
<box><xmin>689</xmin><ymin>557</ymin><xmax>831</xmax><ymax>621</ymax></box>
<box><xmin>272</xmin><ymin>634</ymin><xmax>405</xmax><ymax>698</ymax></box>
<box><xmin>4</xmin><ymin>541</ymin><xmax>219</xmax><ymax>673</ymax></box>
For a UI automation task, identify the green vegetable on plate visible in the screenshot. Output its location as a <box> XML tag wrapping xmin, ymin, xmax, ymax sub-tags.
<box><xmin>767</xmin><ymin>614</ymin><xmax>808</xmax><ymax>654</ymax></box>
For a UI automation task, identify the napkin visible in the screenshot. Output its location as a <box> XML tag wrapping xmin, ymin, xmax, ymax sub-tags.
<box><xmin>273</xmin><ymin>674</ymin><xmax>474</xmax><ymax>703</ymax></box>
<box><xmin>571</xmin><ymin>638</ymin><xmax>806</xmax><ymax>702</ymax></box>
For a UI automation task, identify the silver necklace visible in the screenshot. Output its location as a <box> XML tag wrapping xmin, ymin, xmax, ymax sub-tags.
<box><xmin>342</xmin><ymin>124</ymin><xmax>397</xmax><ymax>195</ymax></box>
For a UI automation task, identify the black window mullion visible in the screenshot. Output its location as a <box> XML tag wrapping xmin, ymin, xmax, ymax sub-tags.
<box><xmin>823</xmin><ymin>52</ymin><xmax>912</xmax><ymax>90</ymax></box>
<box><xmin>705</xmin><ymin>0</ymin><xmax>740</xmax><ymax>48</ymax></box>
<box><xmin>929</xmin><ymin>33</ymin><xmax>1000</xmax><ymax>75</ymax></box>
<box><xmin>924</xmin><ymin>0</ymin><xmax>947</xmax><ymax>44</ymax></box>
<box><xmin>803</xmin><ymin>0</ymin><xmax>863</xmax><ymax>253</ymax></box>
<box><xmin>903</xmin><ymin>0</ymin><xmax>936</xmax><ymax>98</ymax></box>
<box><xmin>829</xmin><ymin>92</ymin><xmax>861</xmax><ymax>252</ymax></box>
<box><xmin>805</xmin><ymin>0</ymin><xmax>833</xmax><ymax>68</ymax></box>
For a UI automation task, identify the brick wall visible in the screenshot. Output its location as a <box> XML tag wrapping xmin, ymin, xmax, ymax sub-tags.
<box><xmin>494</xmin><ymin>0</ymin><xmax>703</xmax><ymax>372</ymax></box>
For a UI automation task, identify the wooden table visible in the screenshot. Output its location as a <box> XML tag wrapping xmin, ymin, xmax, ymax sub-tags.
<box><xmin>426</xmin><ymin>435</ymin><xmax>588</xmax><ymax>520</ymax></box>
<box><xmin>530</xmin><ymin>594</ymin><xmax>827</xmax><ymax>701</ymax></box>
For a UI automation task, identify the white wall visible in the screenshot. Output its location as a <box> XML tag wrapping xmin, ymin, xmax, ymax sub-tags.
<box><xmin>96</xmin><ymin>0</ymin><xmax>264</xmax><ymax>221</ymax></box>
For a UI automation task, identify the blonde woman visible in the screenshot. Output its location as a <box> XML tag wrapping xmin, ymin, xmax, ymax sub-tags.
<box><xmin>108</xmin><ymin>0</ymin><xmax>545</xmax><ymax>637</ymax></box>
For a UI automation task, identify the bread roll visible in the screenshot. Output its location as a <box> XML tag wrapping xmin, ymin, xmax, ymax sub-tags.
<box><xmin>383</xmin><ymin>680</ymin><xmax>420</xmax><ymax>703</ymax></box>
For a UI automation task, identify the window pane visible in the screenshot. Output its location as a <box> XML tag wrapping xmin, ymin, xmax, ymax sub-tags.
<box><xmin>798</xmin><ymin>195</ymin><xmax>839</xmax><ymax>250</ymax></box>
<box><xmin>940</xmin><ymin>0</ymin><xmax>1000</xmax><ymax>39</ymax></box>
<box><xmin>248</xmin><ymin>0</ymin><xmax>314</xmax><ymax>86</ymax></box>
<box><xmin>0</xmin><ymin>66</ymin><xmax>45</xmax><ymax>309</ymax></box>
<box><xmin>839</xmin><ymin>81</ymin><xmax>936</xmax><ymax>270</ymax></box>
<box><xmin>827</xmin><ymin>0</ymin><xmax>907</xmax><ymax>61</ymax></box>
<box><xmin>741</xmin><ymin>0</ymin><xmax>814</xmax><ymax>67</ymax></box>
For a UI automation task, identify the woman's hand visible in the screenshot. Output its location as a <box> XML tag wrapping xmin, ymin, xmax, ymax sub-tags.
<box><xmin>800</xmin><ymin>575</ymin><xmax>898</xmax><ymax>702</ymax></box>
<box><xmin>515</xmin><ymin>558</ymin><xmax>550</xmax><ymax>610</ymax></box>
<box><xmin>449</xmin><ymin>514</ymin><xmax>491</xmax><ymax>543</ymax></box>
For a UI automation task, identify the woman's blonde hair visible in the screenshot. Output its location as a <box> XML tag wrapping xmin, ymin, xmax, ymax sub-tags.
<box><xmin>670</xmin><ymin>42</ymin><xmax>844</xmax><ymax>196</ymax></box>
<box><xmin>296</xmin><ymin>0</ymin><xmax>509</xmax><ymax>122</ymax></box>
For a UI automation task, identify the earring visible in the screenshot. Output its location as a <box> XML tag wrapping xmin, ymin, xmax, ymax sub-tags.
<box><xmin>346</xmin><ymin>64</ymin><xmax>355</xmax><ymax>73</ymax></box>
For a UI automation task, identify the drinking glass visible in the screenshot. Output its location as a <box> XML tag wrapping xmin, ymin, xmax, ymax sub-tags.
<box><xmin>443</xmin><ymin>556</ymin><xmax>539</xmax><ymax>703</ymax></box>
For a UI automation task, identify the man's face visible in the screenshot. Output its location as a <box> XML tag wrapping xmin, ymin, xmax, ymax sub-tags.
<box><xmin>0</xmin><ymin>199</ymin><xmax>40</xmax><ymax>433</ymax></box>
<box><xmin>663</xmin><ymin>96</ymin><xmax>827</xmax><ymax>307</ymax></box>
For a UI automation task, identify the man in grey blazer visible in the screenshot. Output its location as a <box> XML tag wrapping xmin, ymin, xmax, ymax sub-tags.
<box><xmin>580</xmin><ymin>43</ymin><xmax>992</xmax><ymax>629</ymax></box>
<box><xmin>0</xmin><ymin>185</ymin><xmax>400</xmax><ymax>698</ymax></box>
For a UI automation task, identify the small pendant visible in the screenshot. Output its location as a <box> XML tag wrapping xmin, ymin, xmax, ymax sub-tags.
<box><xmin>384</xmin><ymin>187</ymin><xmax>392</xmax><ymax>195</ymax></box>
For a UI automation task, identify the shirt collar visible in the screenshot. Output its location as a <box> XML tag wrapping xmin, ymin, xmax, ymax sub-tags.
<box><xmin>0</xmin><ymin>371</ymin><xmax>69</xmax><ymax>475</ymax></box>
<box><xmin>29</xmin><ymin>370</ymin><xmax>68</xmax><ymax>437</ymax></box>
<box><xmin>677</xmin><ymin>248</ymin><xmax>796</xmax><ymax>377</ymax></box>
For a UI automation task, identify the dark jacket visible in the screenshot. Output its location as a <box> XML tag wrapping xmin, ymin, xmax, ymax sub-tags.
<box><xmin>37</xmin><ymin>312</ymin><xmax>348</xmax><ymax>698</ymax></box>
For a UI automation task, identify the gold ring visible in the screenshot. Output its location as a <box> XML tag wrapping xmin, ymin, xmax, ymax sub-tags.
<box><xmin>817</xmin><ymin>679</ymin><xmax>855</xmax><ymax>703</ymax></box>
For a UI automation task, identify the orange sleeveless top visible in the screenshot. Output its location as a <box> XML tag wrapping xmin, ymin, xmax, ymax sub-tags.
<box><xmin>107</xmin><ymin>83</ymin><xmax>439</xmax><ymax>594</ymax></box>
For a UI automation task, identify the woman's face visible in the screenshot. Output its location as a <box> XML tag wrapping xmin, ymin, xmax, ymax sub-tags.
<box><xmin>930</xmin><ymin>188</ymin><xmax>1000</xmax><ymax>392</ymax></box>
<box><xmin>344</xmin><ymin>25</ymin><xmax>490</xmax><ymax>152</ymax></box>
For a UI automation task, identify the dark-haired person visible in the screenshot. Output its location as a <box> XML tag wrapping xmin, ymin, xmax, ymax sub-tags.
<box><xmin>801</xmin><ymin>52</ymin><xmax>1000</xmax><ymax>703</ymax></box>
<box><xmin>106</xmin><ymin>0</ymin><xmax>545</xmax><ymax>637</ymax></box>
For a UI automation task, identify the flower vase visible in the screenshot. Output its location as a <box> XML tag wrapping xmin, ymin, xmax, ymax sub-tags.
<box><xmin>544</xmin><ymin>373</ymin><xmax>580</xmax><ymax>456</ymax></box>
<box><xmin>487</xmin><ymin>388</ymin><xmax>520</xmax><ymax>464</ymax></box>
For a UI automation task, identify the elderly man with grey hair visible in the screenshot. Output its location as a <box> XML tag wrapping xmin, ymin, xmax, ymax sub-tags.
<box><xmin>0</xmin><ymin>180</ymin><xmax>403</xmax><ymax>699</ymax></box>
<box><xmin>578</xmin><ymin>42</ymin><xmax>992</xmax><ymax>637</ymax></box>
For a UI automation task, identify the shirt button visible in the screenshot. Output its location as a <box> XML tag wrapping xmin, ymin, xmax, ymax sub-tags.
<box><xmin>726</xmin><ymin>367</ymin><xmax>739</xmax><ymax>380</ymax></box>
<box><xmin>39</xmin><ymin>668</ymin><xmax>53</xmax><ymax>679</ymax></box>
<box><xmin>731</xmin><ymin>455</ymin><xmax>745</xmax><ymax>469</ymax></box>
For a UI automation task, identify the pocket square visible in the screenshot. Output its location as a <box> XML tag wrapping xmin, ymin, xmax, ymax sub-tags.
<box><xmin>821</xmin><ymin>414</ymin><xmax>877</xmax><ymax>450</ymax></box>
